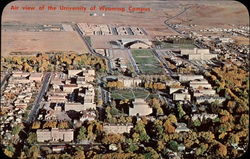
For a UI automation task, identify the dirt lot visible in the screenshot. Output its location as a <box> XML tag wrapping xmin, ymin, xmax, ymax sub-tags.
<box><xmin>1</xmin><ymin>31</ymin><xmax>88</xmax><ymax>56</ymax></box>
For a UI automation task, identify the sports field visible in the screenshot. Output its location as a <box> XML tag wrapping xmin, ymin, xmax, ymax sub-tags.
<box><xmin>131</xmin><ymin>49</ymin><xmax>164</xmax><ymax>75</ymax></box>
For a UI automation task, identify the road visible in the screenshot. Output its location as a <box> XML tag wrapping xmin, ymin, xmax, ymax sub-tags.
<box><xmin>73</xmin><ymin>24</ymin><xmax>113</xmax><ymax>74</ymax></box>
<box><xmin>164</xmin><ymin>6</ymin><xmax>193</xmax><ymax>36</ymax></box>
<box><xmin>26</xmin><ymin>73</ymin><xmax>52</xmax><ymax>123</ymax></box>
<box><xmin>152</xmin><ymin>49</ymin><xmax>176</xmax><ymax>78</ymax></box>
<box><xmin>36</xmin><ymin>140</ymin><xmax>102</xmax><ymax>147</ymax></box>
<box><xmin>0</xmin><ymin>72</ymin><xmax>11</xmax><ymax>93</ymax></box>
<box><xmin>127</xmin><ymin>49</ymin><xmax>140</xmax><ymax>75</ymax></box>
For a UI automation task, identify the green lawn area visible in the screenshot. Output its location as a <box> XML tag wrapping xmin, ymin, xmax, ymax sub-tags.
<box><xmin>111</xmin><ymin>89</ymin><xmax>150</xmax><ymax>100</ymax></box>
<box><xmin>131</xmin><ymin>49</ymin><xmax>164</xmax><ymax>75</ymax></box>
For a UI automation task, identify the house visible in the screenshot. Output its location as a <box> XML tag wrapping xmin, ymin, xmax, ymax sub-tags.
<box><xmin>14</xmin><ymin>103</ymin><xmax>28</xmax><ymax>109</ymax></box>
<box><xmin>47</xmin><ymin>95</ymin><xmax>67</xmax><ymax>103</ymax></box>
<box><xmin>12</xmin><ymin>77</ymin><xmax>30</xmax><ymax>84</ymax></box>
<box><xmin>181</xmin><ymin>48</ymin><xmax>210</xmax><ymax>55</ymax></box>
<box><xmin>103</xmin><ymin>123</ymin><xmax>133</xmax><ymax>134</ymax></box>
<box><xmin>52</xmin><ymin>146</ymin><xmax>65</xmax><ymax>152</ymax></box>
<box><xmin>36</xmin><ymin>128</ymin><xmax>74</xmax><ymax>142</ymax></box>
<box><xmin>165</xmin><ymin>80</ymin><xmax>180</xmax><ymax>86</ymax></box>
<box><xmin>178</xmin><ymin>74</ymin><xmax>204</xmax><ymax>82</ymax></box>
<box><xmin>29</xmin><ymin>73</ymin><xmax>44</xmax><ymax>82</ymax></box>
<box><xmin>178</xmin><ymin>144</ymin><xmax>186</xmax><ymax>151</ymax></box>
<box><xmin>129</xmin><ymin>98</ymin><xmax>152</xmax><ymax>116</ymax></box>
<box><xmin>169</xmin><ymin>86</ymin><xmax>185</xmax><ymax>94</ymax></box>
<box><xmin>175</xmin><ymin>123</ymin><xmax>190</xmax><ymax>133</ymax></box>
<box><xmin>191</xmin><ymin>113</ymin><xmax>218</xmax><ymax>122</ymax></box>
<box><xmin>68</xmin><ymin>69</ymin><xmax>95</xmax><ymax>80</ymax></box>
<box><xmin>189</xmin><ymin>80</ymin><xmax>212</xmax><ymax>89</ymax></box>
<box><xmin>196</xmin><ymin>96</ymin><xmax>226</xmax><ymax>104</ymax></box>
<box><xmin>64</xmin><ymin>103</ymin><xmax>84</xmax><ymax>112</ymax></box>
<box><xmin>68</xmin><ymin>70</ymin><xmax>83</xmax><ymax>78</ymax></box>
<box><xmin>180</xmin><ymin>48</ymin><xmax>217</xmax><ymax>60</ymax></box>
<box><xmin>173</xmin><ymin>93</ymin><xmax>191</xmax><ymax>101</ymax></box>
<box><xmin>193</xmin><ymin>89</ymin><xmax>216</xmax><ymax>97</ymax></box>
<box><xmin>63</xmin><ymin>84</ymin><xmax>79</xmax><ymax>93</ymax></box>
<box><xmin>80</xmin><ymin>110</ymin><xmax>96</xmax><ymax>122</ymax></box>
<box><xmin>118</xmin><ymin>76</ymin><xmax>142</xmax><ymax>87</ymax></box>
<box><xmin>12</xmin><ymin>71</ymin><xmax>30</xmax><ymax>78</ymax></box>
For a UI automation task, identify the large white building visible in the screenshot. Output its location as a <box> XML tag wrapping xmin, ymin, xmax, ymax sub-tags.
<box><xmin>180</xmin><ymin>48</ymin><xmax>217</xmax><ymax>60</ymax></box>
<box><xmin>37</xmin><ymin>128</ymin><xmax>74</xmax><ymax>142</ymax></box>
<box><xmin>129</xmin><ymin>98</ymin><xmax>152</xmax><ymax>116</ymax></box>
<box><xmin>118</xmin><ymin>77</ymin><xmax>142</xmax><ymax>88</ymax></box>
<box><xmin>178</xmin><ymin>74</ymin><xmax>204</xmax><ymax>82</ymax></box>
<box><xmin>103</xmin><ymin>123</ymin><xmax>133</xmax><ymax>134</ymax></box>
<box><xmin>173</xmin><ymin>93</ymin><xmax>191</xmax><ymax>101</ymax></box>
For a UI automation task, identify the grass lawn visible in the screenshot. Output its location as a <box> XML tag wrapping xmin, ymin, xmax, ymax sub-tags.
<box><xmin>111</xmin><ymin>89</ymin><xmax>150</xmax><ymax>100</ymax></box>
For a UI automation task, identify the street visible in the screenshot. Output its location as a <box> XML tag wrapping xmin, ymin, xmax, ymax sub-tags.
<box><xmin>73</xmin><ymin>24</ymin><xmax>113</xmax><ymax>74</ymax></box>
<box><xmin>26</xmin><ymin>73</ymin><xmax>52</xmax><ymax>123</ymax></box>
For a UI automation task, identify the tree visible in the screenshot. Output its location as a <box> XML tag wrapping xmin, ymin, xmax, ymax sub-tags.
<box><xmin>32</xmin><ymin>121</ymin><xmax>41</xmax><ymax>129</ymax></box>
<box><xmin>58</xmin><ymin>121</ymin><xmax>69</xmax><ymax>129</ymax></box>
<box><xmin>133</xmin><ymin>121</ymin><xmax>150</xmax><ymax>142</ymax></box>
<box><xmin>195</xmin><ymin>143</ymin><xmax>208</xmax><ymax>156</ymax></box>
<box><xmin>152</xmin><ymin>119</ymin><xmax>164</xmax><ymax>139</ymax></box>
<box><xmin>77</xmin><ymin>127</ymin><xmax>87</xmax><ymax>142</ymax></box>
<box><xmin>126</xmin><ymin>143</ymin><xmax>139</xmax><ymax>152</ymax></box>
<box><xmin>177</xmin><ymin>102</ymin><xmax>186</xmax><ymax>118</ymax></box>
<box><xmin>227</xmin><ymin>134</ymin><xmax>240</xmax><ymax>145</ymax></box>
<box><xmin>193</xmin><ymin>119</ymin><xmax>201</xmax><ymax>127</ymax></box>
<box><xmin>87</xmin><ymin>124</ymin><xmax>96</xmax><ymax>140</ymax></box>
<box><xmin>199</xmin><ymin>131</ymin><xmax>215</xmax><ymax>142</ymax></box>
<box><xmin>27</xmin><ymin>132</ymin><xmax>37</xmax><ymax>145</ymax></box>
<box><xmin>28</xmin><ymin>145</ymin><xmax>40</xmax><ymax>159</ymax></box>
<box><xmin>74</xmin><ymin>150</ymin><xmax>85</xmax><ymax>159</ymax></box>
<box><xmin>166</xmin><ymin>114</ymin><xmax>177</xmax><ymax>123</ymax></box>
<box><xmin>59</xmin><ymin>153</ymin><xmax>73</xmax><ymax>159</ymax></box>
<box><xmin>163</xmin><ymin>121</ymin><xmax>175</xmax><ymax>134</ymax></box>
<box><xmin>12</xmin><ymin>125</ymin><xmax>22</xmax><ymax>135</ymax></box>
<box><xmin>215</xmin><ymin>143</ymin><xmax>227</xmax><ymax>157</ymax></box>
<box><xmin>43</xmin><ymin>121</ymin><xmax>57</xmax><ymax>128</ymax></box>
<box><xmin>102</xmin><ymin>134</ymin><xmax>124</xmax><ymax>144</ymax></box>
<box><xmin>239</xmin><ymin>114</ymin><xmax>249</xmax><ymax>127</ymax></box>
<box><xmin>144</xmin><ymin>147</ymin><xmax>159</xmax><ymax>159</ymax></box>
<box><xmin>168</xmin><ymin>140</ymin><xmax>179</xmax><ymax>152</ymax></box>
<box><xmin>4</xmin><ymin>144</ymin><xmax>15</xmax><ymax>158</ymax></box>
<box><xmin>157</xmin><ymin>141</ymin><xmax>165</xmax><ymax>152</ymax></box>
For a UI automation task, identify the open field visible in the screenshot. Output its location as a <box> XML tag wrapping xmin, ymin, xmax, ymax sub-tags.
<box><xmin>1</xmin><ymin>1</ymin><xmax>248</xmax><ymax>56</ymax></box>
<box><xmin>1</xmin><ymin>31</ymin><xmax>88</xmax><ymax>56</ymax></box>
<box><xmin>131</xmin><ymin>49</ymin><xmax>164</xmax><ymax>75</ymax></box>
<box><xmin>2</xmin><ymin>1</ymin><xmax>247</xmax><ymax>38</ymax></box>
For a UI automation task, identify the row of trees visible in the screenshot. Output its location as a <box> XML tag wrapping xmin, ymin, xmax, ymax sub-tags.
<box><xmin>1</xmin><ymin>52</ymin><xmax>107</xmax><ymax>72</ymax></box>
<box><xmin>31</xmin><ymin>120</ymin><xmax>70</xmax><ymax>129</ymax></box>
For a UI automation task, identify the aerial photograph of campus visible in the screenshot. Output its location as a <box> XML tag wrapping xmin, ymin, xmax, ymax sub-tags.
<box><xmin>0</xmin><ymin>0</ymin><xmax>249</xmax><ymax>158</ymax></box>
